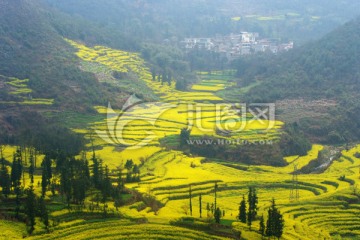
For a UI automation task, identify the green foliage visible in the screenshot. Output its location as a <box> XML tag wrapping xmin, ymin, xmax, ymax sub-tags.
<box><xmin>266</xmin><ymin>198</ymin><xmax>284</xmax><ymax>239</ymax></box>
<box><xmin>28</xmin><ymin>151</ymin><xmax>35</xmax><ymax>184</ymax></box>
<box><xmin>238</xmin><ymin>195</ymin><xmax>247</xmax><ymax>223</ymax></box>
<box><xmin>259</xmin><ymin>214</ymin><xmax>265</xmax><ymax>236</ymax></box>
<box><xmin>186</xmin><ymin>135</ymin><xmax>286</xmax><ymax>166</ymax></box>
<box><xmin>0</xmin><ymin>157</ymin><xmax>11</xmax><ymax>197</ymax></box>
<box><xmin>25</xmin><ymin>186</ymin><xmax>36</xmax><ymax>234</ymax></box>
<box><xmin>41</xmin><ymin>155</ymin><xmax>52</xmax><ymax>196</ymax></box>
<box><xmin>247</xmin><ymin>187</ymin><xmax>258</xmax><ymax>220</ymax></box>
<box><xmin>280</xmin><ymin>123</ymin><xmax>312</xmax><ymax>156</ymax></box>
<box><xmin>214</xmin><ymin>207</ymin><xmax>221</xmax><ymax>224</ymax></box>
<box><xmin>10</xmin><ymin>149</ymin><xmax>22</xmax><ymax>190</ymax></box>
<box><xmin>38</xmin><ymin>196</ymin><xmax>49</xmax><ymax>231</ymax></box>
<box><xmin>179</xmin><ymin>128</ymin><xmax>191</xmax><ymax>148</ymax></box>
<box><xmin>175</xmin><ymin>78</ymin><xmax>188</xmax><ymax>91</ymax></box>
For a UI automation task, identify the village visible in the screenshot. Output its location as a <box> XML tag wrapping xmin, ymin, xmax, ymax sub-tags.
<box><xmin>181</xmin><ymin>32</ymin><xmax>294</xmax><ymax>60</ymax></box>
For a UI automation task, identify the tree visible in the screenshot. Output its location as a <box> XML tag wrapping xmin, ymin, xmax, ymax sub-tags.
<box><xmin>38</xmin><ymin>196</ymin><xmax>49</xmax><ymax>231</ymax></box>
<box><xmin>125</xmin><ymin>159</ymin><xmax>134</xmax><ymax>171</ymax></box>
<box><xmin>179</xmin><ymin>128</ymin><xmax>190</xmax><ymax>147</ymax></box>
<box><xmin>259</xmin><ymin>214</ymin><xmax>265</xmax><ymax>237</ymax></box>
<box><xmin>247</xmin><ymin>210</ymin><xmax>252</xmax><ymax>229</ymax></box>
<box><xmin>132</xmin><ymin>164</ymin><xmax>140</xmax><ymax>182</ymax></box>
<box><xmin>214</xmin><ymin>207</ymin><xmax>221</xmax><ymax>224</ymax></box>
<box><xmin>248</xmin><ymin>187</ymin><xmax>258</xmax><ymax>221</ymax></box>
<box><xmin>189</xmin><ymin>184</ymin><xmax>193</xmax><ymax>216</ymax></box>
<box><xmin>199</xmin><ymin>194</ymin><xmax>202</xmax><ymax>218</ymax></box>
<box><xmin>60</xmin><ymin>159</ymin><xmax>72</xmax><ymax>207</ymax></box>
<box><xmin>11</xmin><ymin>150</ymin><xmax>23</xmax><ymax>218</ymax></box>
<box><xmin>41</xmin><ymin>164</ymin><xmax>48</xmax><ymax>196</ymax></box>
<box><xmin>41</xmin><ymin>155</ymin><xmax>52</xmax><ymax>195</ymax></box>
<box><xmin>29</xmin><ymin>150</ymin><xmax>35</xmax><ymax>184</ymax></box>
<box><xmin>238</xmin><ymin>195</ymin><xmax>247</xmax><ymax>223</ymax></box>
<box><xmin>92</xmin><ymin>152</ymin><xmax>100</xmax><ymax>187</ymax></box>
<box><xmin>114</xmin><ymin>162</ymin><xmax>124</xmax><ymax>209</ymax></box>
<box><xmin>214</xmin><ymin>182</ymin><xmax>218</xmax><ymax>210</ymax></box>
<box><xmin>101</xmin><ymin>165</ymin><xmax>112</xmax><ymax>204</ymax></box>
<box><xmin>73</xmin><ymin>158</ymin><xmax>91</xmax><ymax>203</ymax></box>
<box><xmin>151</xmin><ymin>68</ymin><xmax>156</xmax><ymax>81</ymax></box>
<box><xmin>266</xmin><ymin>198</ymin><xmax>284</xmax><ymax>239</ymax></box>
<box><xmin>125</xmin><ymin>159</ymin><xmax>134</xmax><ymax>182</ymax></box>
<box><xmin>0</xmin><ymin>157</ymin><xmax>11</xmax><ymax>197</ymax></box>
<box><xmin>273</xmin><ymin>207</ymin><xmax>284</xmax><ymax>239</ymax></box>
<box><xmin>25</xmin><ymin>186</ymin><xmax>36</xmax><ymax>234</ymax></box>
<box><xmin>44</xmin><ymin>155</ymin><xmax>52</xmax><ymax>182</ymax></box>
<box><xmin>175</xmin><ymin>78</ymin><xmax>187</xmax><ymax>91</ymax></box>
<box><xmin>11</xmin><ymin>150</ymin><xmax>22</xmax><ymax>190</ymax></box>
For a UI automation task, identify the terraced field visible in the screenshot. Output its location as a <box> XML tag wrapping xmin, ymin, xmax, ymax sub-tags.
<box><xmin>62</xmin><ymin>42</ymin><xmax>360</xmax><ymax>239</ymax></box>
<box><xmin>122</xmin><ymin>144</ymin><xmax>359</xmax><ymax>239</ymax></box>
<box><xmin>13</xmin><ymin>40</ymin><xmax>357</xmax><ymax>239</ymax></box>
<box><xmin>29</xmin><ymin>218</ymin><xmax>226</xmax><ymax>240</ymax></box>
<box><xmin>0</xmin><ymin>74</ymin><xmax>54</xmax><ymax>105</ymax></box>
<box><xmin>65</xmin><ymin>40</ymin><xmax>282</xmax><ymax>152</ymax></box>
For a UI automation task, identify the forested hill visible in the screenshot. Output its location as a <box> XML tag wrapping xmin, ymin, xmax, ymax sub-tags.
<box><xmin>0</xmin><ymin>0</ymin><xmax>145</xmax><ymax>143</ymax></box>
<box><xmin>46</xmin><ymin>0</ymin><xmax>360</xmax><ymax>44</ymax></box>
<box><xmin>233</xmin><ymin>16</ymin><xmax>360</xmax><ymax>143</ymax></box>
<box><xmin>0</xmin><ymin>0</ymin><xmax>106</xmax><ymax>109</ymax></box>
<box><xmin>236</xmin><ymin>16</ymin><xmax>360</xmax><ymax>103</ymax></box>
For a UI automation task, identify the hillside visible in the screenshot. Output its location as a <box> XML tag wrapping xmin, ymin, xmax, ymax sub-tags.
<box><xmin>0</xmin><ymin>0</ymin><xmax>157</xmax><ymax>140</ymax></box>
<box><xmin>237</xmin><ymin>17</ymin><xmax>360</xmax><ymax>102</ymax></box>
<box><xmin>1</xmin><ymin>1</ymin><xmax>360</xmax><ymax>240</ymax></box>
<box><xmin>232</xmin><ymin>16</ymin><xmax>360</xmax><ymax>143</ymax></box>
<box><xmin>46</xmin><ymin>0</ymin><xmax>360</xmax><ymax>44</ymax></box>
<box><xmin>0</xmin><ymin>0</ymin><xmax>106</xmax><ymax>109</ymax></box>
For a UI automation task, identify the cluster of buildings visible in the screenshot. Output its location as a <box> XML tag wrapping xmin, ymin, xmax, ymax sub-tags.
<box><xmin>181</xmin><ymin>32</ymin><xmax>294</xmax><ymax>61</ymax></box>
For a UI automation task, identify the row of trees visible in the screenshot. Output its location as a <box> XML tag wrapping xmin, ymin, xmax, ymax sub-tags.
<box><xmin>238</xmin><ymin>187</ymin><xmax>258</xmax><ymax>228</ymax></box>
<box><xmin>151</xmin><ymin>68</ymin><xmax>173</xmax><ymax>86</ymax></box>
<box><xmin>0</xmin><ymin>146</ymin><xmax>142</xmax><ymax>234</ymax></box>
<box><xmin>238</xmin><ymin>187</ymin><xmax>284</xmax><ymax>239</ymax></box>
<box><xmin>186</xmin><ymin>182</ymin><xmax>224</xmax><ymax>224</ymax></box>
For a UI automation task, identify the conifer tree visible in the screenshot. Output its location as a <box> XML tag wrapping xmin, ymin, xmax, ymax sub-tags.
<box><xmin>101</xmin><ymin>165</ymin><xmax>112</xmax><ymax>203</ymax></box>
<box><xmin>266</xmin><ymin>198</ymin><xmax>284</xmax><ymax>239</ymax></box>
<box><xmin>29</xmin><ymin>150</ymin><xmax>35</xmax><ymax>184</ymax></box>
<box><xmin>92</xmin><ymin>153</ymin><xmax>100</xmax><ymax>187</ymax></box>
<box><xmin>238</xmin><ymin>195</ymin><xmax>247</xmax><ymax>223</ymax></box>
<box><xmin>247</xmin><ymin>210</ymin><xmax>252</xmax><ymax>229</ymax></box>
<box><xmin>259</xmin><ymin>214</ymin><xmax>265</xmax><ymax>237</ymax></box>
<box><xmin>0</xmin><ymin>157</ymin><xmax>11</xmax><ymax>197</ymax></box>
<box><xmin>11</xmin><ymin>151</ymin><xmax>22</xmax><ymax>190</ymax></box>
<box><xmin>38</xmin><ymin>196</ymin><xmax>49</xmax><ymax>231</ymax></box>
<box><xmin>41</xmin><ymin>165</ymin><xmax>48</xmax><ymax>196</ymax></box>
<box><xmin>25</xmin><ymin>186</ymin><xmax>36</xmax><ymax>234</ymax></box>
<box><xmin>247</xmin><ymin>187</ymin><xmax>258</xmax><ymax>221</ymax></box>
<box><xmin>214</xmin><ymin>207</ymin><xmax>221</xmax><ymax>224</ymax></box>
